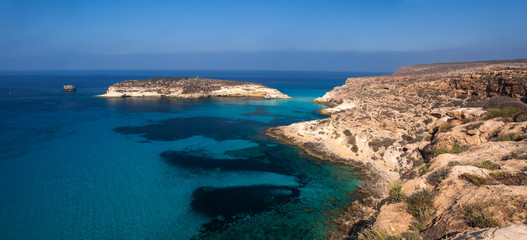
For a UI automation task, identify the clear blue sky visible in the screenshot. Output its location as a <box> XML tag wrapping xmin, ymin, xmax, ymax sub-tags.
<box><xmin>1</xmin><ymin>0</ymin><xmax>526</xmax><ymax>71</ymax></box>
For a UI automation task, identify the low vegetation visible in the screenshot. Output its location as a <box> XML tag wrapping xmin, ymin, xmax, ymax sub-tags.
<box><xmin>462</xmin><ymin>118</ymin><xmax>476</xmax><ymax>124</ymax></box>
<box><xmin>357</xmin><ymin>228</ymin><xmax>404</xmax><ymax>240</ymax></box>
<box><xmin>344</xmin><ymin>131</ymin><xmax>359</xmax><ymax>153</ymax></box>
<box><xmin>483</xmin><ymin>96</ymin><xmax>527</xmax><ymax>121</ymax></box>
<box><xmin>459</xmin><ymin>173</ymin><xmax>488</xmax><ymax>186</ymax></box>
<box><xmin>406</xmin><ymin>190</ymin><xmax>435</xmax><ymax>231</ymax></box>
<box><xmin>369</xmin><ymin>138</ymin><xmax>397</xmax><ymax>152</ymax></box>
<box><xmin>472</xmin><ymin>160</ymin><xmax>500</xmax><ymax>170</ymax></box>
<box><xmin>465</xmin><ymin>122</ymin><xmax>483</xmax><ymax>130</ymax></box>
<box><xmin>426</xmin><ymin>167</ymin><xmax>451</xmax><ymax>186</ymax></box>
<box><xmin>493</xmin><ymin>133</ymin><xmax>527</xmax><ymax>142</ymax></box>
<box><xmin>355</xmin><ymin>87</ymin><xmax>527</xmax><ymax>240</ymax></box>
<box><xmin>428</xmin><ymin>144</ymin><xmax>470</xmax><ymax>157</ymax></box>
<box><xmin>460</xmin><ymin>171</ymin><xmax>527</xmax><ymax>186</ymax></box>
<box><xmin>357</xmin><ymin>189</ymin><xmax>438</xmax><ymax>239</ymax></box>
<box><xmin>418</xmin><ymin>165</ymin><xmax>431</xmax><ymax>176</ymax></box>
<box><xmin>484</xmin><ymin>107</ymin><xmax>523</xmax><ymax>120</ymax></box>
<box><xmin>463</xmin><ymin>203</ymin><xmax>500</xmax><ymax>228</ymax></box>
<box><xmin>502</xmin><ymin>151</ymin><xmax>518</xmax><ymax>160</ymax></box>
<box><xmin>447</xmin><ymin>161</ymin><xmax>460</xmax><ymax>167</ymax></box>
<box><xmin>388</xmin><ymin>182</ymin><xmax>406</xmax><ymax>203</ymax></box>
<box><xmin>513</xmin><ymin>112</ymin><xmax>527</xmax><ymax>122</ymax></box>
<box><xmin>489</xmin><ymin>171</ymin><xmax>527</xmax><ymax>185</ymax></box>
<box><xmin>438</xmin><ymin>123</ymin><xmax>455</xmax><ymax>133</ymax></box>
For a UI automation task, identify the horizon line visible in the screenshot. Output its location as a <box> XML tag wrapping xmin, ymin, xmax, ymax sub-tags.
<box><xmin>0</xmin><ymin>68</ymin><xmax>394</xmax><ymax>73</ymax></box>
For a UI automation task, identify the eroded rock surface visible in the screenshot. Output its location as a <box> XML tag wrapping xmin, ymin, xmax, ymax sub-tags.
<box><xmin>98</xmin><ymin>77</ymin><xmax>291</xmax><ymax>99</ymax></box>
<box><xmin>449</xmin><ymin>224</ymin><xmax>527</xmax><ymax>240</ymax></box>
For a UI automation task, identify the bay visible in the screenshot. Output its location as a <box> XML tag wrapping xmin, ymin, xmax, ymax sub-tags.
<box><xmin>0</xmin><ymin>70</ymin><xmax>382</xmax><ymax>239</ymax></box>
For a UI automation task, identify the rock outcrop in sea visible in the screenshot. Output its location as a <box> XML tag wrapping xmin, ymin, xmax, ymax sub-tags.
<box><xmin>266</xmin><ymin>59</ymin><xmax>527</xmax><ymax>239</ymax></box>
<box><xmin>63</xmin><ymin>85</ymin><xmax>76</xmax><ymax>92</ymax></box>
<box><xmin>98</xmin><ymin>77</ymin><xmax>291</xmax><ymax>99</ymax></box>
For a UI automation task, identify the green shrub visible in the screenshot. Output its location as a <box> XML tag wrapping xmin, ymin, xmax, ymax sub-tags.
<box><xmin>462</xmin><ymin>118</ymin><xmax>475</xmax><ymax>124</ymax></box>
<box><xmin>514</xmin><ymin>112</ymin><xmax>527</xmax><ymax>122</ymax></box>
<box><xmin>418</xmin><ymin>165</ymin><xmax>431</xmax><ymax>176</ymax></box>
<box><xmin>485</xmin><ymin>108</ymin><xmax>523</xmax><ymax>120</ymax></box>
<box><xmin>447</xmin><ymin>161</ymin><xmax>461</xmax><ymax>167</ymax></box>
<box><xmin>429</xmin><ymin>145</ymin><xmax>470</xmax><ymax>156</ymax></box>
<box><xmin>410</xmin><ymin>221</ymin><xmax>427</xmax><ymax>232</ymax></box>
<box><xmin>472</xmin><ymin>160</ymin><xmax>500</xmax><ymax>170</ymax></box>
<box><xmin>358</xmin><ymin>228</ymin><xmax>403</xmax><ymax>240</ymax></box>
<box><xmin>459</xmin><ymin>173</ymin><xmax>489</xmax><ymax>186</ymax></box>
<box><xmin>461</xmin><ymin>171</ymin><xmax>527</xmax><ymax>186</ymax></box>
<box><xmin>450</xmin><ymin>144</ymin><xmax>471</xmax><ymax>154</ymax></box>
<box><xmin>426</xmin><ymin>167</ymin><xmax>451</xmax><ymax>186</ymax></box>
<box><xmin>483</xmin><ymin>96</ymin><xmax>527</xmax><ymax>122</ymax></box>
<box><xmin>484</xmin><ymin>96</ymin><xmax>527</xmax><ymax>111</ymax></box>
<box><xmin>490</xmin><ymin>171</ymin><xmax>527</xmax><ymax>185</ymax></box>
<box><xmin>388</xmin><ymin>182</ymin><xmax>406</xmax><ymax>203</ymax></box>
<box><xmin>406</xmin><ymin>190</ymin><xmax>435</xmax><ymax>223</ymax></box>
<box><xmin>502</xmin><ymin>151</ymin><xmax>518</xmax><ymax>160</ymax></box>
<box><xmin>400</xmin><ymin>232</ymin><xmax>422</xmax><ymax>240</ymax></box>
<box><xmin>438</xmin><ymin>123</ymin><xmax>455</xmax><ymax>132</ymax></box>
<box><xmin>463</xmin><ymin>203</ymin><xmax>500</xmax><ymax>228</ymax></box>
<box><xmin>493</xmin><ymin>133</ymin><xmax>527</xmax><ymax>141</ymax></box>
<box><xmin>466</xmin><ymin>122</ymin><xmax>483</xmax><ymax>130</ymax></box>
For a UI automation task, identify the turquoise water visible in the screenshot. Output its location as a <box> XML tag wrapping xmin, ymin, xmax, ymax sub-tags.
<box><xmin>0</xmin><ymin>70</ymin><xmax>379</xmax><ymax>239</ymax></box>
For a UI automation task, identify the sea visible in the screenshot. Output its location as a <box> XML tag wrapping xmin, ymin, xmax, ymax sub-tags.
<box><xmin>0</xmin><ymin>70</ymin><xmax>383</xmax><ymax>240</ymax></box>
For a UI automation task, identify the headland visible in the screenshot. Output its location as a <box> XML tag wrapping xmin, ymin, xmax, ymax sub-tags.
<box><xmin>267</xmin><ymin>59</ymin><xmax>527</xmax><ymax>239</ymax></box>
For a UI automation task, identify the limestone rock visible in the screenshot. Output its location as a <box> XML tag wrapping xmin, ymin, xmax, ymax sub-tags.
<box><xmin>447</xmin><ymin>108</ymin><xmax>487</xmax><ymax>120</ymax></box>
<box><xmin>449</xmin><ymin>224</ymin><xmax>527</xmax><ymax>240</ymax></box>
<box><xmin>373</xmin><ymin>203</ymin><xmax>414</xmax><ymax>234</ymax></box>
<box><xmin>429</xmin><ymin>120</ymin><xmax>504</xmax><ymax>150</ymax></box>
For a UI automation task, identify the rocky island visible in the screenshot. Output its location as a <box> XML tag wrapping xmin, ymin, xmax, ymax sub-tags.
<box><xmin>267</xmin><ymin>59</ymin><xmax>527</xmax><ymax>239</ymax></box>
<box><xmin>63</xmin><ymin>85</ymin><xmax>76</xmax><ymax>92</ymax></box>
<box><xmin>98</xmin><ymin>77</ymin><xmax>291</xmax><ymax>99</ymax></box>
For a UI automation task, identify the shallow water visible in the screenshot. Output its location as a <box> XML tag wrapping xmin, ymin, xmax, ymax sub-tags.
<box><xmin>0</xmin><ymin>70</ymin><xmax>382</xmax><ymax>239</ymax></box>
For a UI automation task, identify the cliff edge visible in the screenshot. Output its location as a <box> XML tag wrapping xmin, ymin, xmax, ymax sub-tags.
<box><xmin>266</xmin><ymin>59</ymin><xmax>527</xmax><ymax>239</ymax></box>
<box><xmin>98</xmin><ymin>77</ymin><xmax>291</xmax><ymax>99</ymax></box>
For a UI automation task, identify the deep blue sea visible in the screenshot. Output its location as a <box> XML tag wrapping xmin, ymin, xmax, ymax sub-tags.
<box><xmin>0</xmin><ymin>70</ymin><xmax>381</xmax><ymax>240</ymax></box>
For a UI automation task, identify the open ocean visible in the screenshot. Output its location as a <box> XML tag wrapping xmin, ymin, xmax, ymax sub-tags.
<box><xmin>0</xmin><ymin>70</ymin><xmax>383</xmax><ymax>239</ymax></box>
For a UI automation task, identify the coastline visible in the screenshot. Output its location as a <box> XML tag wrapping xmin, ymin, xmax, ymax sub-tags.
<box><xmin>266</xmin><ymin>59</ymin><xmax>527</xmax><ymax>239</ymax></box>
<box><xmin>266</xmin><ymin>127</ymin><xmax>387</xmax><ymax>239</ymax></box>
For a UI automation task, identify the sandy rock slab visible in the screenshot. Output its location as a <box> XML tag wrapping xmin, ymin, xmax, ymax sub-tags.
<box><xmin>449</xmin><ymin>224</ymin><xmax>527</xmax><ymax>240</ymax></box>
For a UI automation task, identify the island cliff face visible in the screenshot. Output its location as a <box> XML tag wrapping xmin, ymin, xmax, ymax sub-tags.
<box><xmin>98</xmin><ymin>77</ymin><xmax>291</xmax><ymax>99</ymax></box>
<box><xmin>267</xmin><ymin>60</ymin><xmax>527</xmax><ymax>239</ymax></box>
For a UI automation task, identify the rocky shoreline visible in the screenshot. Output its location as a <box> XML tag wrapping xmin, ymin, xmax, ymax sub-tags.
<box><xmin>266</xmin><ymin>59</ymin><xmax>527</xmax><ymax>239</ymax></box>
<box><xmin>98</xmin><ymin>77</ymin><xmax>291</xmax><ymax>99</ymax></box>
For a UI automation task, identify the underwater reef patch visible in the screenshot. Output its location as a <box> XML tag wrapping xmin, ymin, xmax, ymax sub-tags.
<box><xmin>161</xmin><ymin>150</ymin><xmax>294</xmax><ymax>175</ymax></box>
<box><xmin>191</xmin><ymin>185</ymin><xmax>300</xmax><ymax>218</ymax></box>
<box><xmin>114</xmin><ymin>117</ymin><xmax>263</xmax><ymax>141</ymax></box>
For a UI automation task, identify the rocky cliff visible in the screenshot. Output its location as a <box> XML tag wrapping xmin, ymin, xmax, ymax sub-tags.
<box><xmin>266</xmin><ymin>59</ymin><xmax>527</xmax><ymax>239</ymax></box>
<box><xmin>98</xmin><ymin>77</ymin><xmax>291</xmax><ymax>99</ymax></box>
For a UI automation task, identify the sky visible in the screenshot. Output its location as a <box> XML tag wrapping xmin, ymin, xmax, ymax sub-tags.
<box><xmin>1</xmin><ymin>0</ymin><xmax>526</xmax><ymax>72</ymax></box>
